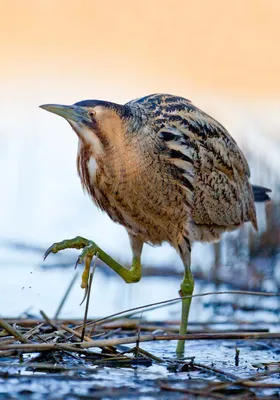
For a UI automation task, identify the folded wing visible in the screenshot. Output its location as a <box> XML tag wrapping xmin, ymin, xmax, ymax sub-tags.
<box><xmin>143</xmin><ymin>94</ymin><xmax>258</xmax><ymax>230</ymax></box>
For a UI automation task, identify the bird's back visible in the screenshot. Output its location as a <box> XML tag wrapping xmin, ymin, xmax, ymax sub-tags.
<box><xmin>126</xmin><ymin>94</ymin><xmax>257</xmax><ymax>243</ymax></box>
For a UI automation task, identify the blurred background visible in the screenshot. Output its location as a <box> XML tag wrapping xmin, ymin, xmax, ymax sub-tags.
<box><xmin>1</xmin><ymin>0</ymin><xmax>279</xmax><ymax>322</ymax></box>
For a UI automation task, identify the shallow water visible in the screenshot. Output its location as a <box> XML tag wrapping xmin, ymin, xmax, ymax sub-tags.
<box><xmin>1</xmin><ymin>250</ymin><xmax>280</xmax><ymax>399</ymax></box>
<box><xmin>0</xmin><ymin>336</ymin><xmax>279</xmax><ymax>399</ymax></box>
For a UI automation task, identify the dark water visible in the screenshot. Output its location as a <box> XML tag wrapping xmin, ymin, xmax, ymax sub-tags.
<box><xmin>0</xmin><ymin>337</ymin><xmax>279</xmax><ymax>399</ymax></box>
<box><xmin>1</xmin><ymin>181</ymin><xmax>279</xmax><ymax>398</ymax></box>
<box><xmin>0</xmin><ymin>259</ymin><xmax>279</xmax><ymax>399</ymax></box>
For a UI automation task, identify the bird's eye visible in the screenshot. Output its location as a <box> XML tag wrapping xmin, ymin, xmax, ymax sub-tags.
<box><xmin>88</xmin><ymin>110</ymin><xmax>96</xmax><ymax>119</ymax></box>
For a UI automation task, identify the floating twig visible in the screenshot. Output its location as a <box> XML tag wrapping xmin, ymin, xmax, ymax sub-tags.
<box><xmin>160</xmin><ymin>382</ymin><xmax>226</xmax><ymax>399</ymax></box>
<box><xmin>199</xmin><ymin>367</ymin><xmax>280</xmax><ymax>393</ymax></box>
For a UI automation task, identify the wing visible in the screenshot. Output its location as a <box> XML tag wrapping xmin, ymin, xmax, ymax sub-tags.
<box><xmin>130</xmin><ymin>94</ymin><xmax>257</xmax><ymax>229</ymax></box>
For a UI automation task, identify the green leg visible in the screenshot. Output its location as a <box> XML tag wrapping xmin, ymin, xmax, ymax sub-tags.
<box><xmin>176</xmin><ymin>261</ymin><xmax>194</xmax><ymax>357</ymax></box>
<box><xmin>44</xmin><ymin>235</ymin><xmax>143</xmax><ymax>289</ymax></box>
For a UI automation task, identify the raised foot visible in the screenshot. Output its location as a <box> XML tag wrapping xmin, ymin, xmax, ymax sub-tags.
<box><xmin>43</xmin><ymin>236</ymin><xmax>99</xmax><ymax>289</ymax></box>
<box><xmin>44</xmin><ymin>236</ymin><xmax>142</xmax><ymax>290</ymax></box>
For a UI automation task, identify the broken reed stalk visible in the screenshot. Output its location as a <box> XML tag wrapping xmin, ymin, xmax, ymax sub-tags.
<box><xmin>160</xmin><ymin>383</ymin><xmax>226</xmax><ymax>399</ymax></box>
<box><xmin>160</xmin><ymin>367</ymin><xmax>280</xmax><ymax>396</ymax></box>
<box><xmin>0</xmin><ymin>318</ymin><xmax>29</xmax><ymax>343</ymax></box>
<box><xmin>202</xmin><ymin>368</ymin><xmax>280</xmax><ymax>392</ymax></box>
<box><xmin>1</xmin><ymin>332</ymin><xmax>280</xmax><ymax>353</ymax></box>
<box><xmin>61</xmin><ymin>324</ymin><xmax>93</xmax><ymax>343</ymax></box>
<box><xmin>3</xmin><ymin>318</ymin><xmax>279</xmax><ymax>327</ymax></box>
<box><xmin>39</xmin><ymin>310</ymin><xmax>57</xmax><ymax>330</ymax></box>
<box><xmin>24</xmin><ymin>323</ymin><xmax>45</xmax><ymax>340</ymax></box>
<box><xmin>81</xmin><ymin>253</ymin><xmax>98</xmax><ymax>342</ymax></box>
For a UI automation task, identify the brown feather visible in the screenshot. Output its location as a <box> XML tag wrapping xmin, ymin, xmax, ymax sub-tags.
<box><xmin>75</xmin><ymin>94</ymin><xmax>261</xmax><ymax>251</ymax></box>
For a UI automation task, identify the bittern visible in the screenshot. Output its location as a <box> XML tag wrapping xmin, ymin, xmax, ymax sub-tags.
<box><xmin>41</xmin><ymin>94</ymin><xmax>271</xmax><ymax>355</ymax></box>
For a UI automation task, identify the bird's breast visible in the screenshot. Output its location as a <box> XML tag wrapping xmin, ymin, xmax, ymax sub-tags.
<box><xmin>77</xmin><ymin>142</ymin><xmax>190</xmax><ymax>246</ymax></box>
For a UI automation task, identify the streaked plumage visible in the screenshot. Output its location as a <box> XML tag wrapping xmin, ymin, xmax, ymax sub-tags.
<box><xmin>41</xmin><ymin>93</ymin><xmax>271</xmax><ymax>355</ymax></box>
<box><xmin>76</xmin><ymin>94</ymin><xmax>265</xmax><ymax>255</ymax></box>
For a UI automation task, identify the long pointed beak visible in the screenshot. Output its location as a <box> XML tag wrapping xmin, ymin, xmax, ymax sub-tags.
<box><xmin>39</xmin><ymin>104</ymin><xmax>90</xmax><ymax>123</ymax></box>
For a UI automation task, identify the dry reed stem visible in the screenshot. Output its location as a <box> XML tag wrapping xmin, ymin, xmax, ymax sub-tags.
<box><xmin>24</xmin><ymin>323</ymin><xmax>45</xmax><ymax>340</ymax></box>
<box><xmin>61</xmin><ymin>324</ymin><xmax>93</xmax><ymax>342</ymax></box>
<box><xmin>160</xmin><ymin>383</ymin><xmax>226</xmax><ymax>399</ymax></box>
<box><xmin>81</xmin><ymin>253</ymin><xmax>98</xmax><ymax>341</ymax></box>
<box><xmin>3</xmin><ymin>318</ymin><xmax>278</xmax><ymax>327</ymax></box>
<box><xmin>39</xmin><ymin>310</ymin><xmax>57</xmax><ymax>330</ymax></box>
<box><xmin>0</xmin><ymin>331</ymin><xmax>280</xmax><ymax>353</ymax></box>
<box><xmin>196</xmin><ymin>363</ymin><xmax>280</xmax><ymax>391</ymax></box>
<box><xmin>0</xmin><ymin>318</ymin><xmax>30</xmax><ymax>343</ymax></box>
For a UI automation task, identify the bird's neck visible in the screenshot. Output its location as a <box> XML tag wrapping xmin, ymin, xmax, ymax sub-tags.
<box><xmin>77</xmin><ymin>131</ymin><xmax>157</xmax><ymax>196</ymax></box>
<box><xmin>76</xmin><ymin>140</ymin><xmax>98</xmax><ymax>196</ymax></box>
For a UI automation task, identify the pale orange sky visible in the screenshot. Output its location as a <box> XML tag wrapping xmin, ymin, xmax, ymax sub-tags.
<box><xmin>1</xmin><ymin>0</ymin><xmax>280</xmax><ymax>281</ymax></box>
<box><xmin>1</xmin><ymin>0</ymin><xmax>280</xmax><ymax>99</ymax></box>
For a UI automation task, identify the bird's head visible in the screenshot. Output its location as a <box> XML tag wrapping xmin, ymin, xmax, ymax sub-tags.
<box><xmin>40</xmin><ymin>100</ymin><xmax>133</xmax><ymax>155</ymax></box>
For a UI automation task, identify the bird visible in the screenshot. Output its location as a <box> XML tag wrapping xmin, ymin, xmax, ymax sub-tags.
<box><xmin>40</xmin><ymin>93</ymin><xmax>271</xmax><ymax>355</ymax></box>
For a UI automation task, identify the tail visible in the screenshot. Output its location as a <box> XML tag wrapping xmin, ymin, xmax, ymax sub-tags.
<box><xmin>252</xmin><ymin>185</ymin><xmax>271</xmax><ymax>202</ymax></box>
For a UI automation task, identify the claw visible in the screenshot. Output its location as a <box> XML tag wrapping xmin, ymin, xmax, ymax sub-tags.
<box><xmin>79</xmin><ymin>285</ymin><xmax>89</xmax><ymax>306</ymax></box>
<box><xmin>75</xmin><ymin>251</ymin><xmax>86</xmax><ymax>270</ymax></box>
<box><xmin>43</xmin><ymin>237</ymin><xmax>90</xmax><ymax>263</ymax></box>
<box><xmin>43</xmin><ymin>244</ymin><xmax>57</xmax><ymax>260</ymax></box>
<box><xmin>75</xmin><ymin>257</ymin><xmax>81</xmax><ymax>270</ymax></box>
<box><xmin>43</xmin><ymin>238</ymin><xmax>100</xmax><ymax>306</ymax></box>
